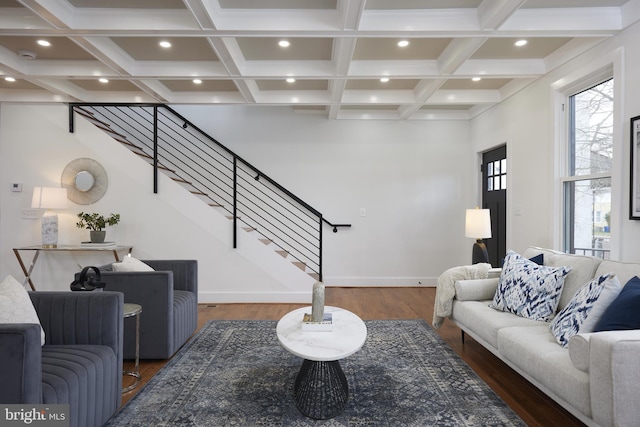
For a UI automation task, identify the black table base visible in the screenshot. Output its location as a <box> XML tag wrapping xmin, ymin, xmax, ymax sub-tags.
<box><xmin>293</xmin><ymin>359</ymin><xmax>349</xmax><ymax>419</ymax></box>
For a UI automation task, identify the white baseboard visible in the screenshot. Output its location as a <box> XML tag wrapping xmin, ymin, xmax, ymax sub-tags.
<box><xmin>198</xmin><ymin>279</ymin><xmax>438</xmax><ymax>303</ymax></box>
<box><xmin>198</xmin><ymin>292</ymin><xmax>313</xmax><ymax>304</ymax></box>
<box><xmin>322</xmin><ymin>277</ymin><xmax>438</xmax><ymax>287</ymax></box>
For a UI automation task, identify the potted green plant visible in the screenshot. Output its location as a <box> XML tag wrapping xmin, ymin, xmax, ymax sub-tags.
<box><xmin>76</xmin><ymin>212</ymin><xmax>121</xmax><ymax>243</ymax></box>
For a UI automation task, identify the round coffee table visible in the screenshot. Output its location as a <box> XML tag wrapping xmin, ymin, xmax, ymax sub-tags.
<box><xmin>276</xmin><ymin>306</ymin><xmax>367</xmax><ymax>419</ymax></box>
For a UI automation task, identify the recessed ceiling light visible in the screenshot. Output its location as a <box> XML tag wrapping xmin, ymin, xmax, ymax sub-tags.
<box><xmin>159</xmin><ymin>41</ymin><xmax>172</xmax><ymax>48</ymax></box>
<box><xmin>278</xmin><ymin>40</ymin><xmax>290</xmax><ymax>48</ymax></box>
<box><xmin>98</xmin><ymin>78</ymin><xmax>109</xmax><ymax>83</ymax></box>
<box><xmin>286</xmin><ymin>77</ymin><xmax>296</xmax><ymax>83</ymax></box>
<box><xmin>193</xmin><ymin>79</ymin><xmax>202</xmax><ymax>84</ymax></box>
<box><xmin>36</xmin><ymin>40</ymin><xmax>50</xmax><ymax>47</ymax></box>
<box><xmin>397</xmin><ymin>40</ymin><xmax>409</xmax><ymax>47</ymax></box>
<box><xmin>515</xmin><ymin>39</ymin><xmax>528</xmax><ymax>47</ymax></box>
<box><xmin>5</xmin><ymin>77</ymin><xmax>16</xmax><ymax>82</ymax></box>
<box><xmin>472</xmin><ymin>77</ymin><xmax>482</xmax><ymax>82</ymax></box>
<box><xmin>380</xmin><ymin>77</ymin><xmax>389</xmax><ymax>83</ymax></box>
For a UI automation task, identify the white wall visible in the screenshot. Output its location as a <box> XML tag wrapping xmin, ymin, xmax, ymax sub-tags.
<box><xmin>471</xmin><ymin>19</ymin><xmax>640</xmax><ymax>262</ymax></box>
<box><xmin>173</xmin><ymin>106</ymin><xmax>476</xmax><ymax>285</ymax></box>
<box><xmin>0</xmin><ymin>103</ymin><xmax>476</xmax><ymax>302</ymax></box>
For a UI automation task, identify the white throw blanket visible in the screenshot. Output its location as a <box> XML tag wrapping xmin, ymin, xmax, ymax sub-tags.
<box><xmin>432</xmin><ymin>263</ymin><xmax>492</xmax><ymax>329</ymax></box>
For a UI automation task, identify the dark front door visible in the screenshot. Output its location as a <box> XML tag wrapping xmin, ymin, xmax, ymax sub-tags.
<box><xmin>482</xmin><ymin>145</ymin><xmax>507</xmax><ymax>267</ymax></box>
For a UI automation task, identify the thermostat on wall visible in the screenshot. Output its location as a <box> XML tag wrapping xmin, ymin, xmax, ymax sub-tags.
<box><xmin>11</xmin><ymin>183</ymin><xmax>22</xmax><ymax>192</ymax></box>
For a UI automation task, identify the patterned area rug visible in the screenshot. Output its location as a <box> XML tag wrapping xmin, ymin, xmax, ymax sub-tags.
<box><xmin>106</xmin><ymin>319</ymin><xmax>525</xmax><ymax>426</ymax></box>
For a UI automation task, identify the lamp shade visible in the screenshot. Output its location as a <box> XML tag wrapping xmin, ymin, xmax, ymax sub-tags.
<box><xmin>465</xmin><ymin>208</ymin><xmax>492</xmax><ymax>239</ymax></box>
<box><xmin>31</xmin><ymin>187</ymin><xmax>68</xmax><ymax>209</ymax></box>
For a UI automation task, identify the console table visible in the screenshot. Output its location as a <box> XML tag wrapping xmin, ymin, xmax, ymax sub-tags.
<box><xmin>13</xmin><ymin>244</ymin><xmax>133</xmax><ymax>291</ymax></box>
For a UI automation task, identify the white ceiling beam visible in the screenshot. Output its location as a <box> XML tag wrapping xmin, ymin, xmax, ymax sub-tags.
<box><xmin>183</xmin><ymin>0</ymin><xmax>218</xmax><ymax>30</ymax></box>
<box><xmin>437</xmin><ymin>38</ymin><xmax>487</xmax><ymax>76</ymax></box>
<box><xmin>17</xmin><ymin>0</ymin><xmax>73</xmax><ymax>29</ymax></box>
<box><xmin>338</xmin><ymin>0</ymin><xmax>365</xmax><ymax>30</ymax></box>
<box><xmin>621</xmin><ymin>0</ymin><xmax>640</xmax><ymax>28</ymax></box>
<box><xmin>399</xmin><ymin>78</ymin><xmax>447</xmax><ymax>120</ymax></box>
<box><xmin>69</xmin><ymin>36</ymin><xmax>135</xmax><ymax>77</ymax></box>
<box><xmin>477</xmin><ymin>0</ymin><xmax>526</xmax><ymax>31</ymax></box>
<box><xmin>501</xmin><ymin>8</ymin><xmax>622</xmax><ymax>32</ymax></box>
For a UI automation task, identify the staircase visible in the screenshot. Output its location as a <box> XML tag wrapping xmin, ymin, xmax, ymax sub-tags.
<box><xmin>68</xmin><ymin>103</ymin><xmax>349</xmax><ymax>281</ymax></box>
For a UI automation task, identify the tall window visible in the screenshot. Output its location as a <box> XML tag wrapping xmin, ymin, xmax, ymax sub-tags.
<box><xmin>563</xmin><ymin>79</ymin><xmax>613</xmax><ymax>259</ymax></box>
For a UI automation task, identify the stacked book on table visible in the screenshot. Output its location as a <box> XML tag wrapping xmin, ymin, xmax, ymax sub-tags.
<box><xmin>301</xmin><ymin>312</ymin><xmax>333</xmax><ymax>331</ymax></box>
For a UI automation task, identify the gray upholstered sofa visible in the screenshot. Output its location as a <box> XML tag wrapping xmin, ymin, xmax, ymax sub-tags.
<box><xmin>449</xmin><ymin>246</ymin><xmax>640</xmax><ymax>427</ymax></box>
<box><xmin>0</xmin><ymin>291</ymin><xmax>123</xmax><ymax>427</ymax></box>
<box><xmin>92</xmin><ymin>259</ymin><xmax>198</xmax><ymax>359</ymax></box>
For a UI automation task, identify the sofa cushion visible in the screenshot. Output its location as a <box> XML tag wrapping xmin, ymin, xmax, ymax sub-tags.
<box><xmin>594</xmin><ymin>260</ymin><xmax>640</xmax><ymax>289</ymax></box>
<box><xmin>490</xmin><ymin>250</ymin><xmax>571</xmax><ymax>321</ymax></box>
<box><xmin>112</xmin><ymin>255</ymin><xmax>154</xmax><ymax>272</ymax></box>
<box><xmin>0</xmin><ymin>275</ymin><xmax>45</xmax><ymax>345</ymax></box>
<box><xmin>568</xmin><ymin>333</ymin><xmax>591</xmax><ymax>372</ymax></box>
<box><xmin>452</xmin><ymin>300</ymin><xmax>542</xmax><ymax>349</ymax></box>
<box><xmin>42</xmin><ymin>344</ymin><xmax>119</xmax><ymax>427</ymax></box>
<box><xmin>497</xmin><ymin>325</ymin><xmax>591</xmax><ymax>417</ymax></box>
<box><xmin>593</xmin><ymin>276</ymin><xmax>640</xmax><ymax>332</ymax></box>
<box><xmin>550</xmin><ymin>274</ymin><xmax>619</xmax><ymax>347</ymax></box>
<box><xmin>524</xmin><ymin>247</ymin><xmax>602</xmax><ymax>311</ymax></box>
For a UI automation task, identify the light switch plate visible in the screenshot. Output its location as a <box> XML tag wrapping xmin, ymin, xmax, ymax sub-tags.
<box><xmin>21</xmin><ymin>209</ymin><xmax>39</xmax><ymax>219</ymax></box>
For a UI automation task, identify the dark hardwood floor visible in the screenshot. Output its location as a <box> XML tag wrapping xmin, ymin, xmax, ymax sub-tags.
<box><xmin>121</xmin><ymin>287</ymin><xmax>586</xmax><ymax>427</ymax></box>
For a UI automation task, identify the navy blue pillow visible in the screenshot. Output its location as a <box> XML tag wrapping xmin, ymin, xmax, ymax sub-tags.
<box><xmin>500</xmin><ymin>253</ymin><xmax>543</xmax><ymax>267</ymax></box>
<box><xmin>593</xmin><ymin>276</ymin><xmax>640</xmax><ymax>332</ymax></box>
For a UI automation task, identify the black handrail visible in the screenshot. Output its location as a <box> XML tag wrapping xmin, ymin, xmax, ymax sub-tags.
<box><xmin>68</xmin><ymin>102</ymin><xmax>351</xmax><ymax>281</ymax></box>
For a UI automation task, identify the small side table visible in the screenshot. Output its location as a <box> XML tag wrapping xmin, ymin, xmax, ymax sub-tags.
<box><xmin>276</xmin><ymin>306</ymin><xmax>367</xmax><ymax>419</ymax></box>
<box><xmin>122</xmin><ymin>303</ymin><xmax>142</xmax><ymax>393</ymax></box>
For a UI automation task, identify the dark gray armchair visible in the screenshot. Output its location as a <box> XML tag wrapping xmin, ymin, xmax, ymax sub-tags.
<box><xmin>0</xmin><ymin>291</ymin><xmax>124</xmax><ymax>427</ymax></box>
<box><xmin>94</xmin><ymin>259</ymin><xmax>198</xmax><ymax>359</ymax></box>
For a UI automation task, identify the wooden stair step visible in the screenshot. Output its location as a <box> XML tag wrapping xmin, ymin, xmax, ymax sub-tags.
<box><xmin>242</xmin><ymin>226</ymin><xmax>257</xmax><ymax>232</ymax></box>
<box><xmin>209</xmin><ymin>203</ymin><xmax>224</xmax><ymax>207</ymax></box>
<box><xmin>259</xmin><ymin>238</ymin><xmax>272</xmax><ymax>245</ymax></box>
<box><xmin>171</xmin><ymin>177</ymin><xmax>191</xmax><ymax>184</ymax></box>
<box><xmin>307</xmin><ymin>272</ymin><xmax>320</xmax><ymax>281</ymax></box>
<box><xmin>191</xmin><ymin>190</ymin><xmax>207</xmax><ymax>196</ymax></box>
<box><xmin>275</xmin><ymin>250</ymin><xmax>289</xmax><ymax>258</ymax></box>
<box><xmin>292</xmin><ymin>261</ymin><xmax>306</xmax><ymax>272</ymax></box>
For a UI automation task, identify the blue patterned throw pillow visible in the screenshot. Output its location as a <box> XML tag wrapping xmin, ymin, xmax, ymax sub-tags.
<box><xmin>550</xmin><ymin>274</ymin><xmax>619</xmax><ymax>347</ymax></box>
<box><xmin>490</xmin><ymin>250</ymin><xmax>571</xmax><ymax>322</ymax></box>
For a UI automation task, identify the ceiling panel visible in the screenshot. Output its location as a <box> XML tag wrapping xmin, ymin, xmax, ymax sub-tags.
<box><xmin>0</xmin><ymin>0</ymin><xmax>636</xmax><ymax>120</ymax></box>
<box><xmin>110</xmin><ymin>37</ymin><xmax>218</xmax><ymax>61</ymax></box>
<box><xmin>0</xmin><ymin>36</ymin><xmax>96</xmax><ymax>60</ymax></box>
<box><xmin>67</xmin><ymin>0</ymin><xmax>186</xmax><ymax>9</ymax></box>
<box><xmin>365</xmin><ymin>0</ymin><xmax>481</xmax><ymax>9</ymax></box>
<box><xmin>72</xmin><ymin>79</ymin><xmax>140</xmax><ymax>91</ymax></box>
<box><xmin>440</xmin><ymin>79</ymin><xmax>512</xmax><ymax>90</ymax></box>
<box><xmin>353</xmin><ymin>38</ymin><xmax>451</xmax><ymax>61</ymax></box>
<box><xmin>346</xmin><ymin>79</ymin><xmax>419</xmax><ymax>90</ymax></box>
<box><xmin>256</xmin><ymin>79</ymin><xmax>328</xmax><ymax>90</ymax></box>
<box><xmin>236</xmin><ymin>38</ymin><xmax>333</xmax><ymax>61</ymax></box>
<box><xmin>161</xmin><ymin>80</ymin><xmax>239</xmax><ymax>92</ymax></box>
<box><xmin>471</xmin><ymin>38</ymin><xmax>572</xmax><ymax>60</ymax></box>
<box><xmin>219</xmin><ymin>0</ymin><xmax>337</xmax><ymax>10</ymax></box>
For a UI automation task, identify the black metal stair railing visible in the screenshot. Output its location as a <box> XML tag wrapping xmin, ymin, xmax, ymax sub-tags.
<box><xmin>68</xmin><ymin>103</ymin><xmax>350</xmax><ymax>281</ymax></box>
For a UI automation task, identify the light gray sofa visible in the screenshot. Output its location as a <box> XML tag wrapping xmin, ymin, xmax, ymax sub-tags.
<box><xmin>0</xmin><ymin>291</ymin><xmax>124</xmax><ymax>427</ymax></box>
<box><xmin>449</xmin><ymin>246</ymin><xmax>640</xmax><ymax>427</ymax></box>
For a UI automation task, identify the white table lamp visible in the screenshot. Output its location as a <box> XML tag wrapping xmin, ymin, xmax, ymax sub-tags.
<box><xmin>465</xmin><ymin>207</ymin><xmax>492</xmax><ymax>264</ymax></box>
<box><xmin>32</xmin><ymin>187</ymin><xmax>68</xmax><ymax>248</ymax></box>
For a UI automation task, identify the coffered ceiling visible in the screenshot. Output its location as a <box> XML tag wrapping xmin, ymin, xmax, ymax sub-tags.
<box><xmin>0</xmin><ymin>0</ymin><xmax>638</xmax><ymax>120</ymax></box>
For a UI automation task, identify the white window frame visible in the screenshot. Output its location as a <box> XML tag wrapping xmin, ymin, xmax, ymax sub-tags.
<box><xmin>552</xmin><ymin>48</ymin><xmax>624</xmax><ymax>259</ymax></box>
